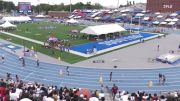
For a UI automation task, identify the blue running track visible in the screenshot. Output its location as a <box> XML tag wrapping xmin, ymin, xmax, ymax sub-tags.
<box><xmin>0</xmin><ymin>49</ymin><xmax>180</xmax><ymax>93</ymax></box>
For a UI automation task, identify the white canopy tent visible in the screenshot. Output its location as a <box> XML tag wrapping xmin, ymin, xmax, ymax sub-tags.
<box><xmin>157</xmin><ymin>15</ymin><xmax>163</xmax><ymax>18</ymax></box>
<box><xmin>91</xmin><ymin>12</ymin><xmax>101</xmax><ymax>18</ymax></box>
<box><xmin>152</xmin><ymin>21</ymin><xmax>160</xmax><ymax>25</ymax></box>
<box><xmin>114</xmin><ymin>9</ymin><xmax>119</xmax><ymax>12</ymax></box>
<box><xmin>172</xmin><ymin>18</ymin><xmax>179</xmax><ymax>22</ymax></box>
<box><xmin>160</xmin><ymin>22</ymin><xmax>167</xmax><ymax>25</ymax></box>
<box><xmin>121</xmin><ymin>13</ymin><xmax>127</xmax><ymax>16</ymax></box>
<box><xmin>120</xmin><ymin>9</ymin><xmax>130</xmax><ymax>13</ymax></box>
<box><xmin>141</xmin><ymin>10</ymin><xmax>147</xmax><ymax>13</ymax></box>
<box><xmin>155</xmin><ymin>12</ymin><xmax>161</xmax><ymax>15</ymax></box>
<box><xmin>165</xmin><ymin>18</ymin><xmax>172</xmax><ymax>22</ymax></box>
<box><xmin>66</xmin><ymin>19</ymin><xmax>78</xmax><ymax>24</ymax></box>
<box><xmin>0</xmin><ymin>21</ymin><xmax>17</xmax><ymax>28</ymax></box>
<box><xmin>35</xmin><ymin>14</ymin><xmax>46</xmax><ymax>18</ymax></box>
<box><xmin>168</xmin><ymin>22</ymin><xmax>176</xmax><ymax>25</ymax></box>
<box><xmin>135</xmin><ymin>13</ymin><xmax>144</xmax><ymax>17</ymax></box>
<box><xmin>170</xmin><ymin>13</ymin><xmax>178</xmax><ymax>17</ymax></box>
<box><xmin>143</xmin><ymin>17</ymin><xmax>150</xmax><ymax>21</ymax></box>
<box><xmin>1</xmin><ymin>16</ymin><xmax>31</xmax><ymax>22</ymax></box>
<box><xmin>80</xmin><ymin>24</ymin><xmax>126</xmax><ymax>36</ymax></box>
<box><xmin>94</xmin><ymin>17</ymin><xmax>101</xmax><ymax>20</ymax></box>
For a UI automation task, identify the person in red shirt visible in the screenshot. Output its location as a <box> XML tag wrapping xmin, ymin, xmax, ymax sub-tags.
<box><xmin>111</xmin><ymin>84</ymin><xmax>118</xmax><ymax>101</ymax></box>
<box><xmin>0</xmin><ymin>86</ymin><xmax>5</xmax><ymax>98</ymax></box>
<box><xmin>153</xmin><ymin>93</ymin><xmax>158</xmax><ymax>101</ymax></box>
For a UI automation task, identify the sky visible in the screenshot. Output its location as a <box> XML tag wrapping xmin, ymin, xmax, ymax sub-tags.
<box><xmin>3</xmin><ymin>0</ymin><xmax>146</xmax><ymax>7</ymax></box>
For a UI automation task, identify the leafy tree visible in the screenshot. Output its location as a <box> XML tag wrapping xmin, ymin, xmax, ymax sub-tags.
<box><xmin>0</xmin><ymin>0</ymin><xmax>15</xmax><ymax>12</ymax></box>
<box><xmin>133</xmin><ymin>1</ymin><xmax>135</xmax><ymax>5</ymax></box>
<box><xmin>0</xmin><ymin>1</ymin><xmax>103</xmax><ymax>13</ymax></box>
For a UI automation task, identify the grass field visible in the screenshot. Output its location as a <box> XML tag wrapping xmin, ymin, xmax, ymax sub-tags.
<box><xmin>12</xmin><ymin>21</ymin><xmax>91</xmax><ymax>45</ymax></box>
<box><xmin>1</xmin><ymin>22</ymin><xmax>163</xmax><ymax>63</ymax></box>
<box><xmin>0</xmin><ymin>22</ymin><xmax>94</xmax><ymax>63</ymax></box>
<box><xmin>0</xmin><ymin>33</ymin><xmax>86</xmax><ymax>63</ymax></box>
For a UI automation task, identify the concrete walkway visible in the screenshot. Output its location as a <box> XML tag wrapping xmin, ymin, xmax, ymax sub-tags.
<box><xmin>0</xmin><ymin>31</ymin><xmax>44</xmax><ymax>45</ymax></box>
<box><xmin>74</xmin><ymin>34</ymin><xmax>180</xmax><ymax>69</ymax></box>
<box><xmin>0</xmin><ymin>36</ymin><xmax>70</xmax><ymax>66</ymax></box>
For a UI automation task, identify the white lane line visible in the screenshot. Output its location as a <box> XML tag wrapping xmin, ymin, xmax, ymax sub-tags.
<box><xmin>23</xmin><ymin>72</ymin><xmax>34</xmax><ymax>80</ymax></box>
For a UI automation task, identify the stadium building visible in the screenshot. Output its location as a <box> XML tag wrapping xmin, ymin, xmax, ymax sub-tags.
<box><xmin>17</xmin><ymin>2</ymin><xmax>32</xmax><ymax>14</ymax></box>
<box><xmin>146</xmin><ymin>0</ymin><xmax>180</xmax><ymax>13</ymax></box>
<box><xmin>48</xmin><ymin>11</ymin><xmax>70</xmax><ymax>18</ymax></box>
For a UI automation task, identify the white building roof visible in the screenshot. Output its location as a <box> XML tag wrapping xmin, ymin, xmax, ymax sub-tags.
<box><xmin>0</xmin><ymin>21</ymin><xmax>17</xmax><ymax>28</ymax></box>
<box><xmin>66</xmin><ymin>19</ymin><xmax>78</xmax><ymax>24</ymax></box>
<box><xmin>157</xmin><ymin>15</ymin><xmax>163</xmax><ymax>18</ymax></box>
<box><xmin>80</xmin><ymin>24</ymin><xmax>126</xmax><ymax>35</ymax></box>
<box><xmin>2</xmin><ymin>16</ymin><xmax>31</xmax><ymax>22</ymax></box>
<box><xmin>160</xmin><ymin>22</ymin><xmax>167</xmax><ymax>25</ymax></box>
<box><xmin>143</xmin><ymin>17</ymin><xmax>150</xmax><ymax>21</ymax></box>
<box><xmin>172</xmin><ymin>18</ymin><xmax>179</xmax><ymax>22</ymax></box>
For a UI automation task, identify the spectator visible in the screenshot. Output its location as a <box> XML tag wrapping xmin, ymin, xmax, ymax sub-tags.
<box><xmin>160</xmin><ymin>95</ymin><xmax>167</xmax><ymax>101</ymax></box>
<box><xmin>147</xmin><ymin>94</ymin><xmax>152</xmax><ymax>101</ymax></box>
<box><xmin>112</xmin><ymin>84</ymin><xmax>118</xmax><ymax>101</ymax></box>
<box><xmin>6</xmin><ymin>73</ymin><xmax>11</xmax><ymax>80</ymax></box>
<box><xmin>36</xmin><ymin>59</ymin><xmax>40</xmax><ymax>67</ymax></box>
<box><xmin>157</xmin><ymin>45</ymin><xmax>160</xmax><ymax>51</ymax></box>
<box><xmin>110</xmin><ymin>72</ymin><xmax>112</xmax><ymax>81</ymax></box>
<box><xmin>9</xmin><ymin>88</ymin><xmax>19</xmax><ymax>101</ymax></box>
<box><xmin>159</xmin><ymin>73</ymin><xmax>163</xmax><ymax>85</ymax></box>
<box><xmin>152</xmin><ymin>93</ymin><xmax>158</xmax><ymax>101</ymax></box>
<box><xmin>16</xmin><ymin>75</ymin><xmax>19</xmax><ymax>82</ymax></box>
<box><xmin>1</xmin><ymin>54</ymin><xmax>5</xmax><ymax>64</ymax></box>
<box><xmin>166</xmin><ymin>93</ymin><xmax>174</xmax><ymax>101</ymax></box>
<box><xmin>22</xmin><ymin>58</ymin><xmax>25</xmax><ymax>67</ymax></box>
<box><xmin>89</xmin><ymin>94</ymin><xmax>99</xmax><ymax>101</ymax></box>
<box><xmin>66</xmin><ymin>66</ymin><xmax>69</xmax><ymax>76</ymax></box>
<box><xmin>162</xmin><ymin>75</ymin><xmax>166</xmax><ymax>85</ymax></box>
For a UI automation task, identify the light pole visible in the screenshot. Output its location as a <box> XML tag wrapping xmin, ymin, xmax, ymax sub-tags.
<box><xmin>130</xmin><ymin>16</ymin><xmax>133</xmax><ymax>34</ymax></box>
<box><xmin>138</xmin><ymin>16</ymin><xmax>141</xmax><ymax>35</ymax></box>
<box><xmin>117</xmin><ymin>0</ymin><xmax>119</xmax><ymax>9</ymax></box>
<box><xmin>70</xmin><ymin>0</ymin><xmax>72</xmax><ymax>13</ymax></box>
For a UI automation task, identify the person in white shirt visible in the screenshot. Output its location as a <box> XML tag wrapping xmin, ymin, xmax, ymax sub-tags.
<box><xmin>10</xmin><ymin>88</ymin><xmax>19</xmax><ymax>101</ymax></box>
<box><xmin>120</xmin><ymin>93</ymin><xmax>129</xmax><ymax>101</ymax></box>
<box><xmin>15</xmin><ymin>87</ymin><xmax>22</xmax><ymax>99</ymax></box>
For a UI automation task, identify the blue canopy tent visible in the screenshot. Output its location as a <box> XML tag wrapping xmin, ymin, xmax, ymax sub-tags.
<box><xmin>115</xmin><ymin>16</ymin><xmax>123</xmax><ymax>19</ymax></box>
<box><xmin>141</xmin><ymin>21</ymin><xmax>151</xmax><ymax>26</ymax></box>
<box><xmin>115</xmin><ymin>16</ymin><xmax>130</xmax><ymax>23</ymax></box>
<box><xmin>132</xmin><ymin>8</ymin><xmax>143</xmax><ymax>14</ymax></box>
<box><xmin>132</xmin><ymin>18</ymin><xmax>139</xmax><ymax>23</ymax></box>
<box><xmin>101</xmin><ymin>15</ymin><xmax>112</xmax><ymax>22</ymax></box>
<box><xmin>125</xmin><ymin>27</ymin><xmax>144</xmax><ymax>31</ymax></box>
<box><xmin>176</xmin><ymin>11</ymin><xmax>180</xmax><ymax>15</ymax></box>
<box><xmin>115</xmin><ymin>19</ymin><xmax>122</xmax><ymax>22</ymax></box>
<box><xmin>152</xmin><ymin>21</ymin><xmax>160</xmax><ymax>25</ymax></box>
<box><xmin>133</xmin><ymin>16</ymin><xmax>143</xmax><ymax>19</ymax></box>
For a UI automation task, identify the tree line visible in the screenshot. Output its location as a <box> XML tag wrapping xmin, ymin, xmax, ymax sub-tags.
<box><xmin>32</xmin><ymin>2</ymin><xmax>103</xmax><ymax>14</ymax></box>
<box><xmin>0</xmin><ymin>1</ymin><xmax>103</xmax><ymax>14</ymax></box>
<box><xmin>0</xmin><ymin>0</ymin><xmax>136</xmax><ymax>14</ymax></box>
<box><xmin>0</xmin><ymin>0</ymin><xmax>16</xmax><ymax>12</ymax></box>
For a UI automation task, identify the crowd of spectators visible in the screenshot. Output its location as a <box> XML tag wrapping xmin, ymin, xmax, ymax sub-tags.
<box><xmin>0</xmin><ymin>73</ymin><xmax>105</xmax><ymax>101</ymax></box>
<box><xmin>114</xmin><ymin>89</ymin><xmax>180</xmax><ymax>101</ymax></box>
<box><xmin>1</xmin><ymin>72</ymin><xmax>180</xmax><ymax>101</ymax></box>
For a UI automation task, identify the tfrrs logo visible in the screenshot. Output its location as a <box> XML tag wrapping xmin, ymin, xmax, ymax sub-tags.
<box><xmin>163</xmin><ymin>5</ymin><xmax>173</xmax><ymax>8</ymax></box>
